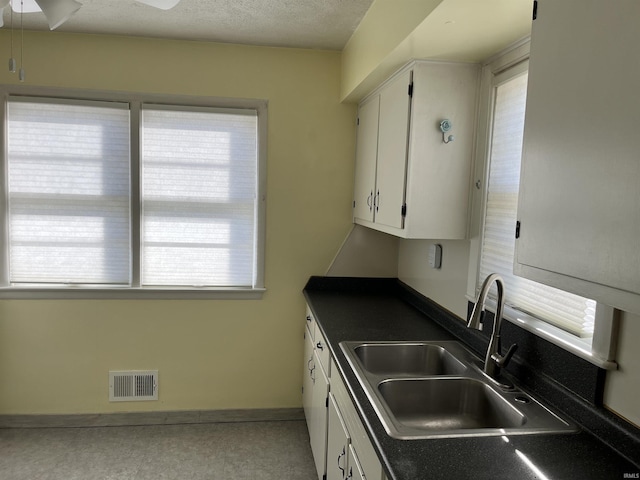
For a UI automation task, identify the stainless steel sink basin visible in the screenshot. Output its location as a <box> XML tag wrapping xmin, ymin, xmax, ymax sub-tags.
<box><xmin>340</xmin><ymin>340</ymin><xmax>578</xmax><ymax>439</ymax></box>
<box><xmin>379</xmin><ymin>377</ymin><xmax>525</xmax><ymax>431</ymax></box>
<box><xmin>353</xmin><ymin>343</ymin><xmax>467</xmax><ymax>376</ymax></box>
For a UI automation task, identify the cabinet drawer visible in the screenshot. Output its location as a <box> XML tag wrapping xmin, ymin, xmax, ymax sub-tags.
<box><xmin>314</xmin><ymin>324</ymin><xmax>331</xmax><ymax>376</ymax></box>
<box><xmin>305</xmin><ymin>305</ymin><xmax>316</xmax><ymax>341</ymax></box>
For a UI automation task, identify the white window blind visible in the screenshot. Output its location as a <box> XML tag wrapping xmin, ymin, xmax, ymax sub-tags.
<box><xmin>480</xmin><ymin>72</ymin><xmax>596</xmax><ymax>338</ymax></box>
<box><xmin>140</xmin><ymin>106</ymin><xmax>258</xmax><ymax>287</ymax></box>
<box><xmin>6</xmin><ymin>97</ymin><xmax>131</xmax><ymax>285</ymax></box>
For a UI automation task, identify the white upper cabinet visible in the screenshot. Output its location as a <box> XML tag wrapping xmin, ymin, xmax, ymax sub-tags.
<box><xmin>353</xmin><ymin>96</ymin><xmax>380</xmax><ymax>223</ymax></box>
<box><xmin>374</xmin><ymin>69</ymin><xmax>412</xmax><ymax>230</ymax></box>
<box><xmin>515</xmin><ymin>0</ymin><xmax>640</xmax><ymax>314</ymax></box>
<box><xmin>353</xmin><ymin>60</ymin><xmax>479</xmax><ymax>239</ymax></box>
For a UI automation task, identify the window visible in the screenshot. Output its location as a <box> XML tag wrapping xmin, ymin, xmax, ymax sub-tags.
<box><xmin>480</xmin><ymin>71</ymin><xmax>596</xmax><ymax>339</ymax></box>
<box><xmin>6</xmin><ymin>98</ymin><xmax>131</xmax><ymax>285</ymax></box>
<box><xmin>468</xmin><ymin>43</ymin><xmax>616</xmax><ymax>368</ymax></box>
<box><xmin>0</xmin><ymin>90</ymin><xmax>266</xmax><ymax>299</ymax></box>
<box><xmin>140</xmin><ymin>106</ymin><xmax>258</xmax><ymax>287</ymax></box>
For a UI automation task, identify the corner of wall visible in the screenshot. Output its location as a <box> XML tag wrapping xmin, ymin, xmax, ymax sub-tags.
<box><xmin>326</xmin><ymin>225</ymin><xmax>399</xmax><ymax>278</ymax></box>
<box><xmin>397</xmin><ymin>239</ymin><xmax>470</xmax><ymax>319</ymax></box>
<box><xmin>340</xmin><ymin>0</ymin><xmax>444</xmax><ymax>102</ymax></box>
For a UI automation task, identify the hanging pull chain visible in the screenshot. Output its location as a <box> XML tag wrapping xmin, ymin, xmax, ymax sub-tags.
<box><xmin>9</xmin><ymin>2</ymin><xmax>16</xmax><ymax>72</ymax></box>
<box><xmin>19</xmin><ymin>0</ymin><xmax>25</xmax><ymax>81</ymax></box>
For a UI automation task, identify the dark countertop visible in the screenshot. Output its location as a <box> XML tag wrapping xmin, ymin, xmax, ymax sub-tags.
<box><xmin>303</xmin><ymin>277</ymin><xmax>640</xmax><ymax>480</ymax></box>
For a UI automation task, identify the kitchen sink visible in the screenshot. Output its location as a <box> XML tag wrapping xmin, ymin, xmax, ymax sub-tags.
<box><xmin>379</xmin><ymin>377</ymin><xmax>525</xmax><ymax>431</ymax></box>
<box><xmin>353</xmin><ymin>343</ymin><xmax>467</xmax><ymax>376</ymax></box>
<box><xmin>340</xmin><ymin>340</ymin><xmax>578</xmax><ymax>439</ymax></box>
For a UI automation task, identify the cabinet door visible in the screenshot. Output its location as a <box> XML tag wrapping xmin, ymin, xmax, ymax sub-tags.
<box><xmin>330</xmin><ymin>359</ymin><xmax>384</xmax><ymax>480</ymax></box>
<box><xmin>346</xmin><ymin>444</ymin><xmax>366</xmax><ymax>480</ymax></box>
<box><xmin>353</xmin><ymin>96</ymin><xmax>380</xmax><ymax>223</ymax></box>
<box><xmin>515</xmin><ymin>0</ymin><xmax>640</xmax><ymax>313</ymax></box>
<box><xmin>302</xmin><ymin>327</ymin><xmax>315</xmax><ymax>424</ymax></box>
<box><xmin>327</xmin><ymin>393</ymin><xmax>350</xmax><ymax>480</ymax></box>
<box><xmin>309</xmin><ymin>351</ymin><xmax>329</xmax><ymax>480</ymax></box>
<box><xmin>403</xmin><ymin>61</ymin><xmax>479</xmax><ymax>239</ymax></box>
<box><xmin>375</xmin><ymin>69</ymin><xmax>412</xmax><ymax>229</ymax></box>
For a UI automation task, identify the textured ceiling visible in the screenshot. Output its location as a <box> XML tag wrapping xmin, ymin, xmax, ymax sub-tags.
<box><xmin>1</xmin><ymin>0</ymin><xmax>375</xmax><ymax>50</ymax></box>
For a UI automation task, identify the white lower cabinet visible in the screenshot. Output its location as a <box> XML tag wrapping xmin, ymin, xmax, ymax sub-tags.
<box><xmin>303</xmin><ymin>321</ymin><xmax>330</xmax><ymax>480</ymax></box>
<box><xmin>310</xmin><ymin>352</ymin><xmax>330</xmax><ymax>479</ymax></box>
<box><xmin>303</xmin><ymin>306</ymin><xmax>386</xmax><ymax>480</ymax></box>
<box><xmin>327</xmin><ymin>393</ymin><xmax>350</xmax><ymax>480</ymax></box>
<box><xmin>329</xmin><ymin>358</ymin><xmax>384</xmax><ymax>480</ymax></box>
<box><xmin>302</xmin><ymin>325</ymin><xmax>315</xmax><ymax>423</ymax></box>
<box><xmin>347</xmin><ymin>444</ymin><xmax>366</xmax><ymax>480</ymax></box>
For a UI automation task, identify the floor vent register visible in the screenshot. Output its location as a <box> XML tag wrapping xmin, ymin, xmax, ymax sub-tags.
<box><xmin>109</xmin><ymin>370</ymin><xmax>158</xmax><ymax>402</ymax></box>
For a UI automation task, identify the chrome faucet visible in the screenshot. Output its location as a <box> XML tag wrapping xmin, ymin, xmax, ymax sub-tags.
<box><xmin>468</xmin><ymin>273</ymin><xmax>518</xmax><ymax>385</ymax></box>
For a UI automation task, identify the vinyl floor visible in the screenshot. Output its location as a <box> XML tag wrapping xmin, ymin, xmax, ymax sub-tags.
<box><xmin>0</xmin><ymin>420</ymin><xmax>317</xmax><ymax>480</ymax></box>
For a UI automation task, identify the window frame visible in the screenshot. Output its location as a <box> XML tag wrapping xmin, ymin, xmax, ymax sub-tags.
<box><xmin>466</xmin><ymin>40</ymin><xmax>618</xmax><ymax>369</ymax></box>
<box><xmin>0</xmin><ymin>85</ymin><xmax>267</xmax><ymax>299</ymax></box>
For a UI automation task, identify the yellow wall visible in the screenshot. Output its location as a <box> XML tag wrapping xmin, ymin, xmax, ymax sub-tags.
<box><xmin>0</xmin><ymin>31</ymin><xmax>356</xmax><ymax>414</ymax></box>
<box><xmin>340</xmin><ymin>0</ymin><xmax>442</xmax><ymax>101</ymax></box>
<box><xmin>340</xmin><ymin>0</ymin><xmax>531</xmax><ymax>102</ymax></box>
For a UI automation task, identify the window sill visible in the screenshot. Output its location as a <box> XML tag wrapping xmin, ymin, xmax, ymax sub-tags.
<box><xmin>0</xmin><ymin>286</ymin><xmax>266</xmax><ymax>300</ymax></box>
<box><xmin>465</xmin><ymin>295</ymin><xmax>617</xmax><ymax>370</ymax></box>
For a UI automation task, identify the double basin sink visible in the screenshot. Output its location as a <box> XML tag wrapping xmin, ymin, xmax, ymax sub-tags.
<box><xmin>340</xmin><ymin>340</ymin><xmax>578</xmax><ymax>440</ymax></box>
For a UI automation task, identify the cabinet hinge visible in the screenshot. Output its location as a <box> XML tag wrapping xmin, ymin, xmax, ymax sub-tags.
<box><xmin>401</xmin><ymin>204</ymin><xmax>407</xmax><ymax>217</ymax></box>
<box><xmin>533</xmin><ymin>0</ymin><xmax>538</xmax><ymax>20</ymax></box>
<box><xmin>353</xmin><ymin>200</ymin><xmax>356</xmax><ymax>209</ymax></box>
<box><xmin>325</xmin><ymin>396</ymin><xmax>329</xmax><ymax>408</ymax></box>
<box><xmin>408</xmin><ymin>83</ymin><xmax>414</xmax><ymax>97</ymax></box>
<box><xmin>515</xmin><ymin>220</ymin><xmax>521</xmax><ymax>239</ymax></box>
<box><xmin>356</xmin><ymin>117</ymin><xmax>360</xmax><ymax>126</ymax></box>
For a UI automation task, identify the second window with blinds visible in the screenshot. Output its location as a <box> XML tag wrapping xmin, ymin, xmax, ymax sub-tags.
<box><xmin>2</xmin><ymin>94</ymin><xmax>265</xmax><ymax>296</ymax></box>
<box><xmin>471</xmin><ymin>54</ymin><xmax>601</xmax><ymax>358</ymax></box>
<box><xmin>141</xmin><ymin>106</ymin><xmax>258</xmax><ymax>288</ymax></box>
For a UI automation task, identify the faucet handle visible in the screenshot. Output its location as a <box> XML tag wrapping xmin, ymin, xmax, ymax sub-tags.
<box><xmin>491</xmin><ymin>343</ymin><xmax>518</xmax><ymax>369</ymax></box>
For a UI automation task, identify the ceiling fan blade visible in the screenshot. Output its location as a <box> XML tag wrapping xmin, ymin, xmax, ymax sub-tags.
<box><xmin>135</xmin><ymin>0</ymin><xmax>181</xmax><ymax>10</ymax></box>
<box><xmin>10</xmin><ymin>0</ymin><xmax>41</xmax><ymax>13</ymax></box>
<box><xmin>34</xmin><ymin>0</ymin><xmax>82</xmax><ymax>30</ymax></box>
